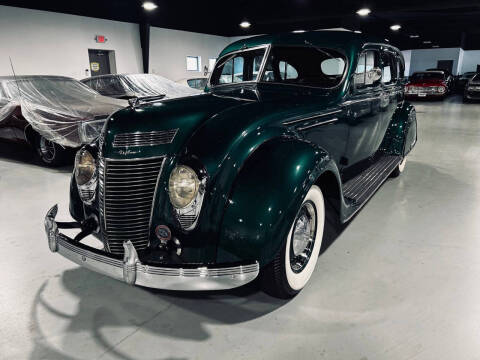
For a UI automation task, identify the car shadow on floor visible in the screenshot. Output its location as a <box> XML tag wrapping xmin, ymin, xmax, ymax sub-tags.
<box><xmin>0</xmin><ymin>142</ymin><xmax>73</xmax><ymax>173</ymax></box>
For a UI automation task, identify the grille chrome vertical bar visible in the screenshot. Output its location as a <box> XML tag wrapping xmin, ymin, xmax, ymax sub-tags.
<box><xmin>99</xmin><ymin>156</ymin><xmax>165</xmax><ymax>254</ymax></box>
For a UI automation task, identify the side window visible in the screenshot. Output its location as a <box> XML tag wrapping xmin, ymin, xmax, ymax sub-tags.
<box><xmin>397</xmin><ymin>57</ymin><xmax>404</xmax><ymax>79</ymax></box>
<box><xmin>381</xmin><ymin>52</ymin><xmax>397</xmax><ymax>84</ymax></box>
<box><xmin>354</xmin><ymin>50</ymin><xmax>379</xmax><ymax>89</ymax></box>
<box><xmin>278</xmin><ymin>61</ymin><xmax>298</xmax><ymax>80</ymax></box>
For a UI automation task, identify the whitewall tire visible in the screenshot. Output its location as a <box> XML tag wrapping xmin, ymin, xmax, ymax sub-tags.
<box><xmin>262</xmin><ymin>185</ymin><xmax>325</xmax><ymax>298</ymax></box>
<box><xmin>391</xmin><ymin>156</ymin><xmax>407</xmax><ymax>178</ymax></box>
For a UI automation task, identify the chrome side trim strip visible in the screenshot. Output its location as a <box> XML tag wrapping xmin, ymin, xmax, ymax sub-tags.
<box><xmin>297</xmin><ymin>118</ymin><xmax>339</xmax><ymax>131</ymax></box>
<box><xmin>283</xmin><ymin>109</ymin><xmax>342</xmax><ymax>126</ymax></box>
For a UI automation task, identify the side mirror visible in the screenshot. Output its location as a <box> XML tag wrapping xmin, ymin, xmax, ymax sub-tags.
<box><xmin>366</xmin><ymin>67</ymin><xmax>382</xmax><ymax>83</ymax></box>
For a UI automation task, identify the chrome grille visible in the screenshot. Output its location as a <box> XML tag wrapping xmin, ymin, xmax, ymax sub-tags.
<box><xmin>99</xmin><ymin>156</ymin><xmax>165</xmax><ymax>254</ymax></box>
<box><xmin>177</xmin><ymin>214</ymin><xmax>197</xmax><ymax>229</ymax></box>
<box><xmin>113</xmin><ymin>129</ymin><xmax>178</xmax><ymax>148</ymax></box>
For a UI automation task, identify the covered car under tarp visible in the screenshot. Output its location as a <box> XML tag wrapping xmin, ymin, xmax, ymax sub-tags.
<box><xmin>0</xmin><ymin>76</ymin><xmax>127</xmax><ymax>147</ymax></box>
<box><xmin>81</xmin><ymin>73</ymin><xmax>202</xmax><ymax>100</ymax></box>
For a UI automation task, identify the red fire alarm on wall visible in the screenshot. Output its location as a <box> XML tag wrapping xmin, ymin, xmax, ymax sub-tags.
<box><xmin>95</xmin><ymin>35</ymin><xmax>107</xmax><ymax>43</ymax></box>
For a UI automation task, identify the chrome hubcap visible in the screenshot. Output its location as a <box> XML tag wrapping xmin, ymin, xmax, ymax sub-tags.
<box><xmin>40</xmin><ymin>137</ymin><xmax>56</xmax><ymax>162</ymax></box>
<box><xmin>290</xmin><ymin>201</ymin><xmax>317</xmax><ymax>273</ymax></box>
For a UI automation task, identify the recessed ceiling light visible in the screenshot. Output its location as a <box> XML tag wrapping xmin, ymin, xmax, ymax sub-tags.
<box><xmin>385</xmin><ymin>38</ymin><xmax>390</xmax><ymax>42</ymax></box>
<box><xmin>142</xmin><ymin>1</ymin><xmax>157</xmax><ymax>11</ymax></box>
<box><xmin>240</xmin><ymin>21</ymin><xmax>251</xmax><ymax>29</ymax></box>
<box><xmin>409</xmin><ymin>35</ymin><xmax>420</xmax><ymax>38</ymax></box>
<box><xmin>390</xmin><ymin>24</ymin><xmax>401</xmax><ymax>31</ymax></box>
<box><xmin>293</xmin><ymin>30</ymin><xmax>306</xmax><ymax>33</ymax></box>
<box><xmin>354</xmin><ymin>30</ymin><xmax>362</xmax><ymax>34</ymax></box>
<box><xmin>423</xmin><ymin>40</ymin><xmax>432</xmax><ymax>44</ymax></box>
<box><xmin>432</xmin><ymin>45</ymin><xmax>440</xmax><ymax>48</ymax></box>
<box><xmin>356</xmin><ymin>8</ymin><xmax>371</xmax><ymax>16</ymax></box>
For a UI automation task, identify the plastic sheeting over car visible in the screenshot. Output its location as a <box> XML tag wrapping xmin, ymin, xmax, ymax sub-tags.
<box><xmin>81</xmin><ymin>73</ymin><xmax>202</xmax><ymax>99</ymax></box>
<box><xmin>0</xmin><ymin>76</ymin><xmax>127</xmax><ymax>147</ymax></box>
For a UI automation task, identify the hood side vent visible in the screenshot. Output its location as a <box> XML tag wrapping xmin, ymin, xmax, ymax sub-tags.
<box><xmin>113</xmin><ymin>129</ymin><xmax>178</xmax><ymax>148</ymax></box>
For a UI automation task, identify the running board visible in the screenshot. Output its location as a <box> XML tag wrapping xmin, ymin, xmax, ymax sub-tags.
<box><xmin>342</xmin><ymin>155</ymin><xmax>401</xmax><ymax>208</ymax></box>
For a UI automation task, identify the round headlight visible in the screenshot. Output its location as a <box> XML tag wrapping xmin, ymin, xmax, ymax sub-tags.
<box><xmin>75</xmin><ymin>149</ymin><xmax>96</xmax><ymax>186</ymax></box>
<box><xmin>168</xmin><ymin>165</ymin><xmax>199</xmax><ymax>209</ymax></box>
<box><xmin>438</xmin><ymin>86</ymin><xmax>446</xmax><ymax>93</ymax></box>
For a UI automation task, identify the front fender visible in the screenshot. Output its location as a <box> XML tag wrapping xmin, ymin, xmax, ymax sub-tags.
<box><xmin>217</xmin><ymin>138</ymin><xmax>335</xmax><ymax>267</ymax></box>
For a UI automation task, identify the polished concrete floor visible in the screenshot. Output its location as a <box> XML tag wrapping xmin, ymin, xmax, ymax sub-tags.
<box><xmin>2</xmin><ymin>95</ymin><xmax>480</xmax><ymax>360</ymax></box>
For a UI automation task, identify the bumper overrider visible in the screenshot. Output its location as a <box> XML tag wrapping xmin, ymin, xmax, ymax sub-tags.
<box><xmin>44</xmin><ymin>205</ymin><xmax>259</xmax><ymax>291</ymax></box>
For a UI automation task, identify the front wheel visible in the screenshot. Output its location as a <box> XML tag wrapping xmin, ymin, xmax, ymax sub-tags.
<box><xmin>35</xmin><ymin>135</ymin><xmax>69</xmax><ymax>167</ymax></box>
<box><xmin>262</xmin><ymin>185</ymin><xmax>325</xmax><ymax>298</ymax></box>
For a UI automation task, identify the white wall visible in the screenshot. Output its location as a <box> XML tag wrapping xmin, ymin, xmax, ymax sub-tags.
<box><xmin>460</xmin><ymin>50</ymin><xmax>480</xmax><ymax>73</ymax></box>
<box><xmin>149</xmin><ymin>28</ymin><xmax>232</xmax><ymax>81</ymax></box>
<box><xmin>406</xmin><ymin>48</ymin><xmax>462</xmax><ymax>75</ymax></box>
<box><xmin>0</xmin><ymin>5</ymin><xmax>143</xmax><ymax>79</ymax></box>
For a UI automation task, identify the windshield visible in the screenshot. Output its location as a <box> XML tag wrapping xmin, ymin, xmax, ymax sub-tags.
<box><xmin>261</xmin><ymin>46</ymin><xmax>346</xmax><ymax>88</ymax></box>
<box><xmin>410</xmin><ymin>72</ymin><xmax>444</xmax><ymax>81</ymax></box>
<box><xmin>210</xmin><ymin>47</ymin><xmax>266</xmax><ymax>86</ymax></box>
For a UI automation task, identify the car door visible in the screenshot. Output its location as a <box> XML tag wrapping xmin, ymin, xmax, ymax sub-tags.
<box><xmin>342</xmin><ymin>49</ymin><xmax>384</xmax><ymax>173</ymax></box>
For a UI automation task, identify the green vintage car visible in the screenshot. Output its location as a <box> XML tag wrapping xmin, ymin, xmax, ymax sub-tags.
<box><xmin>44</xmin><ymin>31</ymin><xmax>417</xmax><ymax>298</ymax></box>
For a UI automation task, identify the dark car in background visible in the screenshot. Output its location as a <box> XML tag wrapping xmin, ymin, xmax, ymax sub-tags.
<box><xmin>405</xmin><ymin>71</ymin><xmax>449</xmax><ymax>100</ymax></box>
<box><xmin>45</xmin><ymin>31</ymin><xmax>417</xmax><ymax>298</ymax></box>
<box><xmin>0</xmin><ymin>76</ymin><xmax>126</xmax><ymax>166</ymax></box>
<box><xmin>81</xmin><ymin>73</ymin><xmax>200</xmax><ymax>101</ymax></box>
<box><xmin>426</xmin><ymin>68</ymin><xmax>454</xmax><ymax>91</ymax></box>
<box><xmin>457</xmin><ymin>72</ymin><xmax>477</xmax><ymax>93</ymax></box>
<box><xmin>463</xmin><ymin>73</ymin><xmax>480</xmax><ymax>102</ymax></box>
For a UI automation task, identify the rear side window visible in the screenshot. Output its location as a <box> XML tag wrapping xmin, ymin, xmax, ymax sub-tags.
<box><xmin>261</xmin><ymin>46</ymin><xmax>346</xmax><ymax>88</ymax></box>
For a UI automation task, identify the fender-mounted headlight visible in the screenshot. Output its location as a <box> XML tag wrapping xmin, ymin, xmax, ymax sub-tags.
<box><xmin>168</xmin><ymin>165</ymin><xmax>199</xmax><ymax>208</ymax></box>
<box><xmin>75</xmin><ymin>148</ymin><xmax>97</xmax><ymax>204</ymax></box>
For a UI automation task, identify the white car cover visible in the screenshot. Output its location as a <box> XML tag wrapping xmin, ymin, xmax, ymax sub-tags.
<box><xmin>0</xmin><ymin>76</ymin><xmax>127</xmax><ymax>147</ymax></box>
<box><xmin>81</xmin><ymin>73</ymin><xmax>202</xmax><ymax>99</ymax></box>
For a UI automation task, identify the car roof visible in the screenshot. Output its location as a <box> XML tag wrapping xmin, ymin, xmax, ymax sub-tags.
<box><xmin>0</xmin><ymin>75</ymin><xmax>76</xmax><ymax>82</ymax></box>
<box><xmin>219</xmin><ymin>30</ymin><xmax>398</xmax><ymax>58</ymax></box>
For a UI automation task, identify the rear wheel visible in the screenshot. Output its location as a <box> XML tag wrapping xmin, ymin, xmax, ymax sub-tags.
<box><xmin>35</xmin><ymin>135</ymin><xmax>69</xmax><ymax>166</ymax></box>
<box><xmin>262</xmin><ymin>185</ymin><xmax>325</xmax><ymax>298</ymax></box>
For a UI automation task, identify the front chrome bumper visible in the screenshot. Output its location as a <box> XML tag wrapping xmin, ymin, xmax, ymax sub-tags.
<box><xmin>44</xmin><ymin>205</ymin><xmax>259</xmax><ymax>291</ymax></box>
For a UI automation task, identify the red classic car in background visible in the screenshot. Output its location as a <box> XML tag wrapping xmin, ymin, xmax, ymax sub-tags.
<box><xmin>405</xmin><ymin>71</ymin><xmax>449</xmax><ymax>100</ymax></box>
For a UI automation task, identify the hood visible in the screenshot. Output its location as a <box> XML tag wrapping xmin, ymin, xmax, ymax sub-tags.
<box><xmin>102</xmin><ymin>86</ymin><xmax>339</xmax><ymax>171</ymax></box>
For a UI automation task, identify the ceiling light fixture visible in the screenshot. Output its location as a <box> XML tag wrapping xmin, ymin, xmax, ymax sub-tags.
<box><xmin>356</xmin><ymin>8</ymin><xmax>371</xmax><ymax>16</ymax></box>
<box><xmin>293</xmin><ymin>30</ymin><xmax>306</xmax><ymax>33</ymax></box>
<box><xmin>240</xmin><ymin>21</ymin><xmax>251</xmax><ymax>29</ymax></box>
<box><xmin>390</xmin><ymin>24</ymin><xmax>401</xmax><ymax>31</ymax></box>
<box><xmin>409</xmin><ymin>35</ymin><xmax>420</xmax><ymax>38</ymax></box>
<box><xmin>142</xmin><ymin>1</ymin><xmax>158</xmax><ymax>11</ymax></box>
<box><xmin>432</xmin><ymin>45</ymin><xmax>440</xmax><ymax>48</ymax></box>
<box><xmin>354</xmin><ymin>30</ymin><xmax>362</xmax><ymax>34</ymax></box>
<box><xmin>385</xmin><ymin>38</ymin><xmax>390</xmax><ymax>42</ymax></box>
<box><xmin>423</xmin><ymin>40</ymin><xmax>432</xmax><ymax>44</ymax></box>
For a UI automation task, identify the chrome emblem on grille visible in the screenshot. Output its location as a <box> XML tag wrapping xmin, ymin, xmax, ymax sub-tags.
<box><xmin>117</xmin><ymin>149</ymin><xmax>140</xmax><ymax>156</ymax></box>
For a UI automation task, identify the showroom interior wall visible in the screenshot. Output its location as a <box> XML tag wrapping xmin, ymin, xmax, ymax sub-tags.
<box><xmin>406</xmin><ymin>48</ymin><xmax>462</xmax><ymax>75</ymax></box>
<box><xmin>460</xmin><ymin>50</ymin><xmax>480</xmax><ymax>73</ymax></box>
<box><xmin>0</xmin><ymin>5</ymin><xmax>143</xmax><ymax>79</ymax></box>
<box><xmin>148</xmin><ymin>27</ymin><xmax>232</xmax><ymax>81</ymax></box>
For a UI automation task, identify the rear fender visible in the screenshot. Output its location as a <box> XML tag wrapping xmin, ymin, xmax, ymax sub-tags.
<box><xmin>217</xmin><ymin>138</ymin><xmax>339</xmax><ymax>266</ymax></box>
<box><xmin>381</xmin><ymin>101</ymin><xmax>417</xmax><ymax>156</ymax></box>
